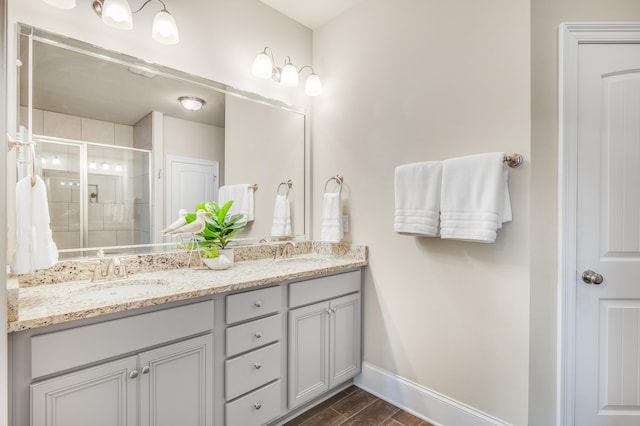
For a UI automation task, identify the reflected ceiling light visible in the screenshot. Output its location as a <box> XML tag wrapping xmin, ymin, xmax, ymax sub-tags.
<box><xmin>115</xmin><ymin>164</ymin><xmax>123</xmax><ymax>172</ymax></box>
<box><xmin>252</xmin><ymin>46</ymin><xmax>322</xmax><ymax>96</ymax></box>
<box><xmin>89</xmin><ymin>161</ymin><xmax>97</xmax><ymax>170</ymax></box>
<box><xmin>52</xmin><ymin>156</ymin><xmax>61</xmax><ymax>165</ymax></box>
<box><xmin>101</xmin><ymin>162</ymin><xmax>110</xmax><ymax>171</ymax></box>
<box><xmin>178</xmin><ymin>96</ymin><xmax>205</xmax><ymax>111</ymax></box>
<box><xmin>42</xmin><ymin>0</ymin><xmax>76</xmax><ymax>9</ymax></box>
<box><xmin>92</xmin><ymin>0</ymin><xmax>179</xmax><ymax>45</ymax></box>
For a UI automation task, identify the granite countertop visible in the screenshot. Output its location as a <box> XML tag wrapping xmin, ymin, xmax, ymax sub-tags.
<box><xmin>8</xmin><ymin>242</ymin><xmax>367</xmax><ymax>333</ymax></box>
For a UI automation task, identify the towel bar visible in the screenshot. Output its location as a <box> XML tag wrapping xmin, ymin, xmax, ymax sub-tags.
<box><xmin>249</xmin><ymin>184</ymin><xmax>258</xmax><ymax>191</ymax></box>
<box><xmin>324</xmin><ymin>174</ymin><xmax>343</xmax><ymax>194</ymax></box>
<box><xmin>503</xmin><ymin>153</ymin><xmax>523</xmax><ymax>168</ymax></box>
<box><xmin>277</xmin><ymin>180</ymin><xmax>293</xmax><ymax>196</ymax></box>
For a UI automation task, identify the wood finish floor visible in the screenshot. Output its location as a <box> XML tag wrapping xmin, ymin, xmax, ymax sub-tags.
<box><xmin>285</xmin><ymin>386</ymin><xmax>434</xmax><ymax>426</ymax></box>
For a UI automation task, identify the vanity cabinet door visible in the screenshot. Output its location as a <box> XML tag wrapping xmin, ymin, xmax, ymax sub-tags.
<box><xmin>288</xmin><ymin>301</ymin><xmax>330</xmax><ymax>408</ymax></box>
<box><xmin>329</xmin><ymin>293</ymin><xmax>361</xmax><ymax>388</ymax></box>
<box><xmin>31</xmin><ymin>356</ymin><xmax>138</xmax><ymax>426</ymax></box>
<box><xmin>138</xmin><ymin>334</ymin><xmax>214</xmax><ymax>426</ymax></box>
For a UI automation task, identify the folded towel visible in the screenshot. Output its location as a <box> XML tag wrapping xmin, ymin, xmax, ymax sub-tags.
<box><xmin>12</xmin><ymin>175</ymin><xmax>59</xmax><ymax>274</ymax></box>
<box><xmin>320</xmin><ymin>192</ymin><xmax>343</xmax><ymax>242</ymax></box>
<box><xmin>271</xmin><ymin>194</ymin><xmax>292</xmax><ymax>237</ymax></box>
<box><xmin>394</xmin><ymin>161</ymin><xmax>442</xmax><ymax>236</ymax></box>
<box><xmin>440</xmin><ymin>152</ymin><xmax>512</xmax><ymax>243</ymax></box>
<box><xmin>218</xmin><ymin>184</ymin><xmax>254</xmax><ymax>222</ymax></box>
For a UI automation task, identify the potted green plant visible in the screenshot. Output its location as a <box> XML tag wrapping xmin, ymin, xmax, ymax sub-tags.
<box><xmin>185</xmin><ymin>200</ymin><xmax>245</xmax><ymax>269</ymax></box>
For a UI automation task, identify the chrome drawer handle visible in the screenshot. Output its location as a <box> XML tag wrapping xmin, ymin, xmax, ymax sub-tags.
<box><xmin>254</xmin><ymin>300</ymin><xmax>263</xmax><ymax>308</ymax></box>
<box><xmin>255</xmin><ymin>331</ymin><xmax>262</xmax><ymax>339</ymax></box>
<box><xmin>254</xmin><ymin>402</ymin><xmax>262</xmax><ymax>410</ymax></box>
<box><xmin>254</xmin><ymin>362</ymin><xmax>262</xmax><ymax>370</ymax></box>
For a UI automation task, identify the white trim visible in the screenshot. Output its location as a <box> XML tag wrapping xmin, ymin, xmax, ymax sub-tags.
<box><xmin>557</xmin><ymin>22</ymin><xmax>640</xmax><ymax>426</ymax></box>
<box><xmin>355</xmin><ymin>362</ymin><xmax>510</xmax><ymax>426</ymax></box>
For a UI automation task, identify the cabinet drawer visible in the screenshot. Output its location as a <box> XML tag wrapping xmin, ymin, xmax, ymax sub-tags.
<box><xmin>226</xmin><ymin>342</ymin><xmax>281</xmax><ymax>400</ymax></box>
<box><xmin>226</xmin><ymin>314</ymin><xmax>281</xmax><ymax>357</ymax></box>
<box><xmin>226</xmin><ymin>286</ymin><xmax>281</xmax><ymax>324</ymax></box>
<box><xmin>289</xmin><ymin>270</ymin><xmax>361</xmax><ymax>308</ymax></box>
<box><xmin>226</xmin><ymin>380</ymin><xmax>281</xmax><ymax>426</ymax></box>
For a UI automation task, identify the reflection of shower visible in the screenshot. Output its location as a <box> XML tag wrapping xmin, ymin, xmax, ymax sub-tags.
<box><xmin>36</xmin><ymin>138</ymin><xmax>151</xmax><ymax>257</ymax></box>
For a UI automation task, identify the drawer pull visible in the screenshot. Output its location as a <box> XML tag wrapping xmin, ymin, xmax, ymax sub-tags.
<box><xmin>141</xmin><ymin>366</ymin><xmax>150</xmax><ymax>375</ymax></box>
<box><xmin>254</xmin><ymin>362</ymin><xmax>262</xmax><ymax>370</ymax></box>
<box><xmin>254</xmin><ymin>300</ymin><xmax>263</xmax><ymax>308</ymax></box>
<box><xmin>254</xmin><ymin>331</ymin><xmax>262</xmax><ymax>339</ymax></box>
<box><xmin>129</xmin><ymin>370</ymin><xmax>139</xmax><ymax>379</ymax></box>
<box><xmin>254</xmin><ymin>402</ymin><xmax>262</xmax><ymax>410</ymax></box>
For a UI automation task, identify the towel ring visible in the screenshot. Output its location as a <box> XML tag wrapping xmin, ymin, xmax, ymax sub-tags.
<box><xmin>277</xmin><ymin>180</ymin><xmax>293</xmax><ymax>197</ymax></box>
<box><xmin>324</xmin><ymin>174</ymin><xmax>343</xmax><ymax>194</ymax></box>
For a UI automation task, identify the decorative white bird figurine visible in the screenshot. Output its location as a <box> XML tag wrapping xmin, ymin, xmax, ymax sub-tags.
<box><xmin>165</xmin><ymin>209</ymin><xmax>207</xmax><ymax>236</ymax></box>
<box><xmin>162</xmin><ymin>209</ymin><xmax>188</xmax><ymax>235</ymax></box>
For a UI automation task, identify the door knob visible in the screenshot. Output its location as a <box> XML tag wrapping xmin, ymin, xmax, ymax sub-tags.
<box><xmin>582</xmin><ymin>270</ymin><xmax>604</xmax><ymax>285</ymax></box>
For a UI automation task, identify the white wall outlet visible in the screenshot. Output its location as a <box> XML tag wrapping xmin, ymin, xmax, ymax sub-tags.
<box><xmin>342</xmin><ymin>215</ymin><xmax>349</xmax><ymax>233</ymax></box>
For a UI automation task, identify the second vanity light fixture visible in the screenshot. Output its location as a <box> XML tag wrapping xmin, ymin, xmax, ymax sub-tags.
<box><xmin>252</xmin><ymin>47</ymin><xmax>322</xmax><ymax>96</ymax></box>
<box><xmin>92</xmin><ymin>0</ymin><xmax>180</xmax><ymax>45</ymax></box>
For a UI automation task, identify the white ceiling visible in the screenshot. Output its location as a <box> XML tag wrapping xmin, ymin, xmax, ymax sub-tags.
<box><xmin>259</xmin><ymin>0</ymin><xmax>366</xmax><ymax>29</ymax></box>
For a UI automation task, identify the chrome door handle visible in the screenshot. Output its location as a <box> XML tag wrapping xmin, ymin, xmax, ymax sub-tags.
<box><xmin>582</xmin><ymin>270</ymin><xmax>604</xmax><ymax>285</ymax></box>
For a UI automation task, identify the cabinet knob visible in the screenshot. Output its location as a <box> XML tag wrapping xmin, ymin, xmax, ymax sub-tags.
<box><xmin>326</xmin><ymin>308</ymin><xmax>332</xmax><ymax>315</ymax></box>
<box><xmin>254</xmin><ymin>331</ymin><xmax>262</xmax><ymax>339</ymax></box>
<box><xmin>331</xmin><ymin>308</ymin><xmax>337</xmax><ymax>314</ymax></box>
<box><xmin>254</xmin><ymin>362</ymin><xmax>262</xmax><ymax>370</ymax></box>
<box><xmin>141</xmin><ymin>366</ymin><xmax>151</xmax><ymax>375</ymax></box>
<box><xmin>254</xmin><ymin>402</ymin><xmax>262</xmax><ymax>410</ymax></box>
<box><xmin>254</xmin><ymin>300</ymin><xmax>263</xmax><ymax>308</ymax></box>
<box><xmin>129</xmin><ymin>370</ymin><xmax>139</xmax><ymax>379</ymax></box>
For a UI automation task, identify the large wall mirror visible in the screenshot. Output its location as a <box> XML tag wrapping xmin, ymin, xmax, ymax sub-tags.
<box><xmin>9</xmin><ymin>24</ymin><xmax>308</xmax><ymax>260</ymax></box>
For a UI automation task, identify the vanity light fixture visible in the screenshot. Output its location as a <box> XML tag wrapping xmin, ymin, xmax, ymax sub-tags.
<box><xmin>51</xmin><ymin>156</ymin><xmax>61</xmax><ymax>165</ymax></box>
<box><xmin>91</xmin><ymin>0</ymin><xmax>180</xmax><ymax>45</ymax></box>
<box><xmin>178</xmin><ymin>96</ymin><xmax>205</xmax><ymax>111</ymax></box>
<box><xmin>89</xmin><ymin>161</ymin><xmax>97</xmax><ymax>170</ymax></box>
<box><xmin>101</xmin><ymin>162</ymin><xmax>110</xmax><ymax>171</ymax></box>
<box><xmin>252</xmin><ymin>46</ymin><xmax>322</xmax><ymax>96</ymax></box>
<box><xmin>115</xmin><ymin>164</ymin><xmax>123</xmax><ymax>172</ymax></box>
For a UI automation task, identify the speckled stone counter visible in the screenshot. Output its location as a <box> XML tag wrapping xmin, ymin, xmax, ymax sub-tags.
<box><xmin>8</xmin><ymin>242</ymin><xmax>367</xmax><ymax>333</ymax></box>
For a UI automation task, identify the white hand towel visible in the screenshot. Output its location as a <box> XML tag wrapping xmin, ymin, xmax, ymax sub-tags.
<box><xmin>12</xmin><ymin>175</ymin><xmax>59</xmax><ymax>274</ymax></box>
<box><xmin>394</xmin><ymin>161</ymin><xmax>442</xmax><ymax>236</ymax></box>
<box><xmin>218</xmin><ymin>184</ymin><xmax>254</xmax><ymax>223</ymax></box>
<box><xmin>32</xmin><ymin>176</ymin><xmax>59</xmax><ymax>270</ymax></box>
<box><xmin>271</xmin><ymin>194</ymin><xmax>292</xmax><ymax>237</ymax></box>
<box><xmin>320</xmin><ymin>192</ymin><xmax>343</xmax><ymax>242</ymax></box>
<box><xmin>440</xmin><ymin>152</ymin><xmax>512</xmax><ymax>243</ymax></box>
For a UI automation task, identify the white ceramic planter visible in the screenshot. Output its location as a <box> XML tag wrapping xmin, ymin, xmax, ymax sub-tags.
<box><xmin>202</xmin><ymin>248</ymin><xmax>234</xmax><ymax>270</ymax></box>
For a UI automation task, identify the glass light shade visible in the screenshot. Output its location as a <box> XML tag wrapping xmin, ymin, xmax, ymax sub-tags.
<box><xmin>101</xmin><ymin>0</ymin><xmax>133</xmax><ymax>30</ymax></box>
<box><xmin>280</xmin><ymin>63</ymin><xmax>299</xmax><ymax>87</ymax></box>
<box><xmin>101</xmin><ymin>162</ymin><xmax>110</xmax><ymax>171</ymax></box>
<box><xmin>305</xmin><ymin>73</ymin><xmax>323</xmax><ymax>96</ymax></box>
<box><xmin>42</xmin><ymin>0</ymin><xmax>76</xmax><ymax>9</ymax></box>
<box><xmin>89</xmin><ymin>161</ymin><xmax>97</xmax><ymax>170</ymax></box>
<box><xmin>252</xmin><ymin>52</ymin><xmax>273</xmax><ymax>79</ymax></box>
<box><xmin>179</xmin><ymin>96</ymin><xmax>205</xmax><ymax>111</ymax></box>
<box><xmin>152</xmin><ymin>10</ymin><xmax>179</xmax><ymax>45</ymax></box>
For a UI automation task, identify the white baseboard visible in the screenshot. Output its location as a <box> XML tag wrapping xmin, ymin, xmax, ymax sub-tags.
<box><xmin>354</xmin><ymin>362</ymin><xmax>511</xmax><ymax>426</ymax></box>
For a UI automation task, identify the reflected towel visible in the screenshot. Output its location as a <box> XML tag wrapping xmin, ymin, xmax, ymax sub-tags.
<box><xmin>320</xmin><ymin>192</ymin><xmax>343</xmax><ymax>242</ymax></box>
<box><xmin>394</xmin><ymin>161</ymin><xmax>442</xmax><ymax>237</ymax></box>
<box><xmin>12</xmin><ymin>175</ymin><xmax>59</xmax><ymax>274</ymax></box>
<box><xmin>219</xmin><ymin>184</ymin><xmax>254</xmax><ymax>222</ymax></box>
<box><xmin>271</xmin><ymin>194</ymin><xmax>292</xmax><ymax>237</ymax></box>
<box><xmin>440</xmin><ymin>152</ymin><xmax>512</xmax><ymax>243</ymax></box>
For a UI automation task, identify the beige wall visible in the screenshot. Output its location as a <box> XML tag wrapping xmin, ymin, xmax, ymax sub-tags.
<box><xmin>529</xmin><ymin>1</ymin><xmax>640</xmax><ymax>425</ymax></box>
<box><xmin>312</xmin><ymin>0</ymin><xmax>530</xmax><ymax>424</ymax></box>
<box><xmin>164</xmin><ymin>116</ymin><xmax>224</xmax><ymax>165</ymax></box>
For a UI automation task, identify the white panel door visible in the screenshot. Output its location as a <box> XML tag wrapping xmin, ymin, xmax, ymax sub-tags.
<box><xmin>166</xmin><ymin>156</ymin><xmax>218</xmax><ymax>227</ymax></box>
<box><xmin>576</xmin><ymin>43</ymin><xmax>640</xmax><ymax>425</ymax></box>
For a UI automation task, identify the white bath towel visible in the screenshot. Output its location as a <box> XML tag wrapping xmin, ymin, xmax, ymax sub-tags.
<box><xmin>271</xmin><ymin>194</ymin><xmax>292</xmax><ymax>237</ymax></box>
<box><xmin>12</xmin><ymin>175</ymin><xmax>59</xmax><ymax>274</ymax></box>
<box><xmin>440</xmin><ymin>152</ymin><xmax>512</xmax><ymax>243</ymax></box>
<box><xmin>218</xmin><ymin>184</ymin><xmax>254</xmax><ymax>223</ymax></box>
<box><xmin>394</xmin><ymin>161</ymin><xmax>442</xmax><ymax>237</ymax></box>
<box><xmin>320</xmin><ymin>192</ymin><xmax>343</xmax><ymax>242</ymax></box>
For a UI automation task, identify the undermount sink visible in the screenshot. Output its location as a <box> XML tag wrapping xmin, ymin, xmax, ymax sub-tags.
<box><xmin>76</xmin><ymin>279</ymin><xmax>169</xmax><ymax>300</ymax></box>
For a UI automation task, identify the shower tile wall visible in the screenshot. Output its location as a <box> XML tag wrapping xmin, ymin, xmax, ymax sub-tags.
<box><xmin>22</xmin><ymin>107</ymin><xmax>150</xmax><ymax>250</ymax></box>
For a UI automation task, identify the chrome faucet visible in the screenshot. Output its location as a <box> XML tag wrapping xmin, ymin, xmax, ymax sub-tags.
<box><xmin>91</xmin><ymin>257</ymin><xmax>127</xmax><ymax>282</ymax></box>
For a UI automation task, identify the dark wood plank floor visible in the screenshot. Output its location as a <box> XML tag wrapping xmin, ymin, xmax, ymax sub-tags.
<box><xmin>284</xmin><ymin>386</ymin><xmax>434</xmax><ymax>426</ymax></box>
